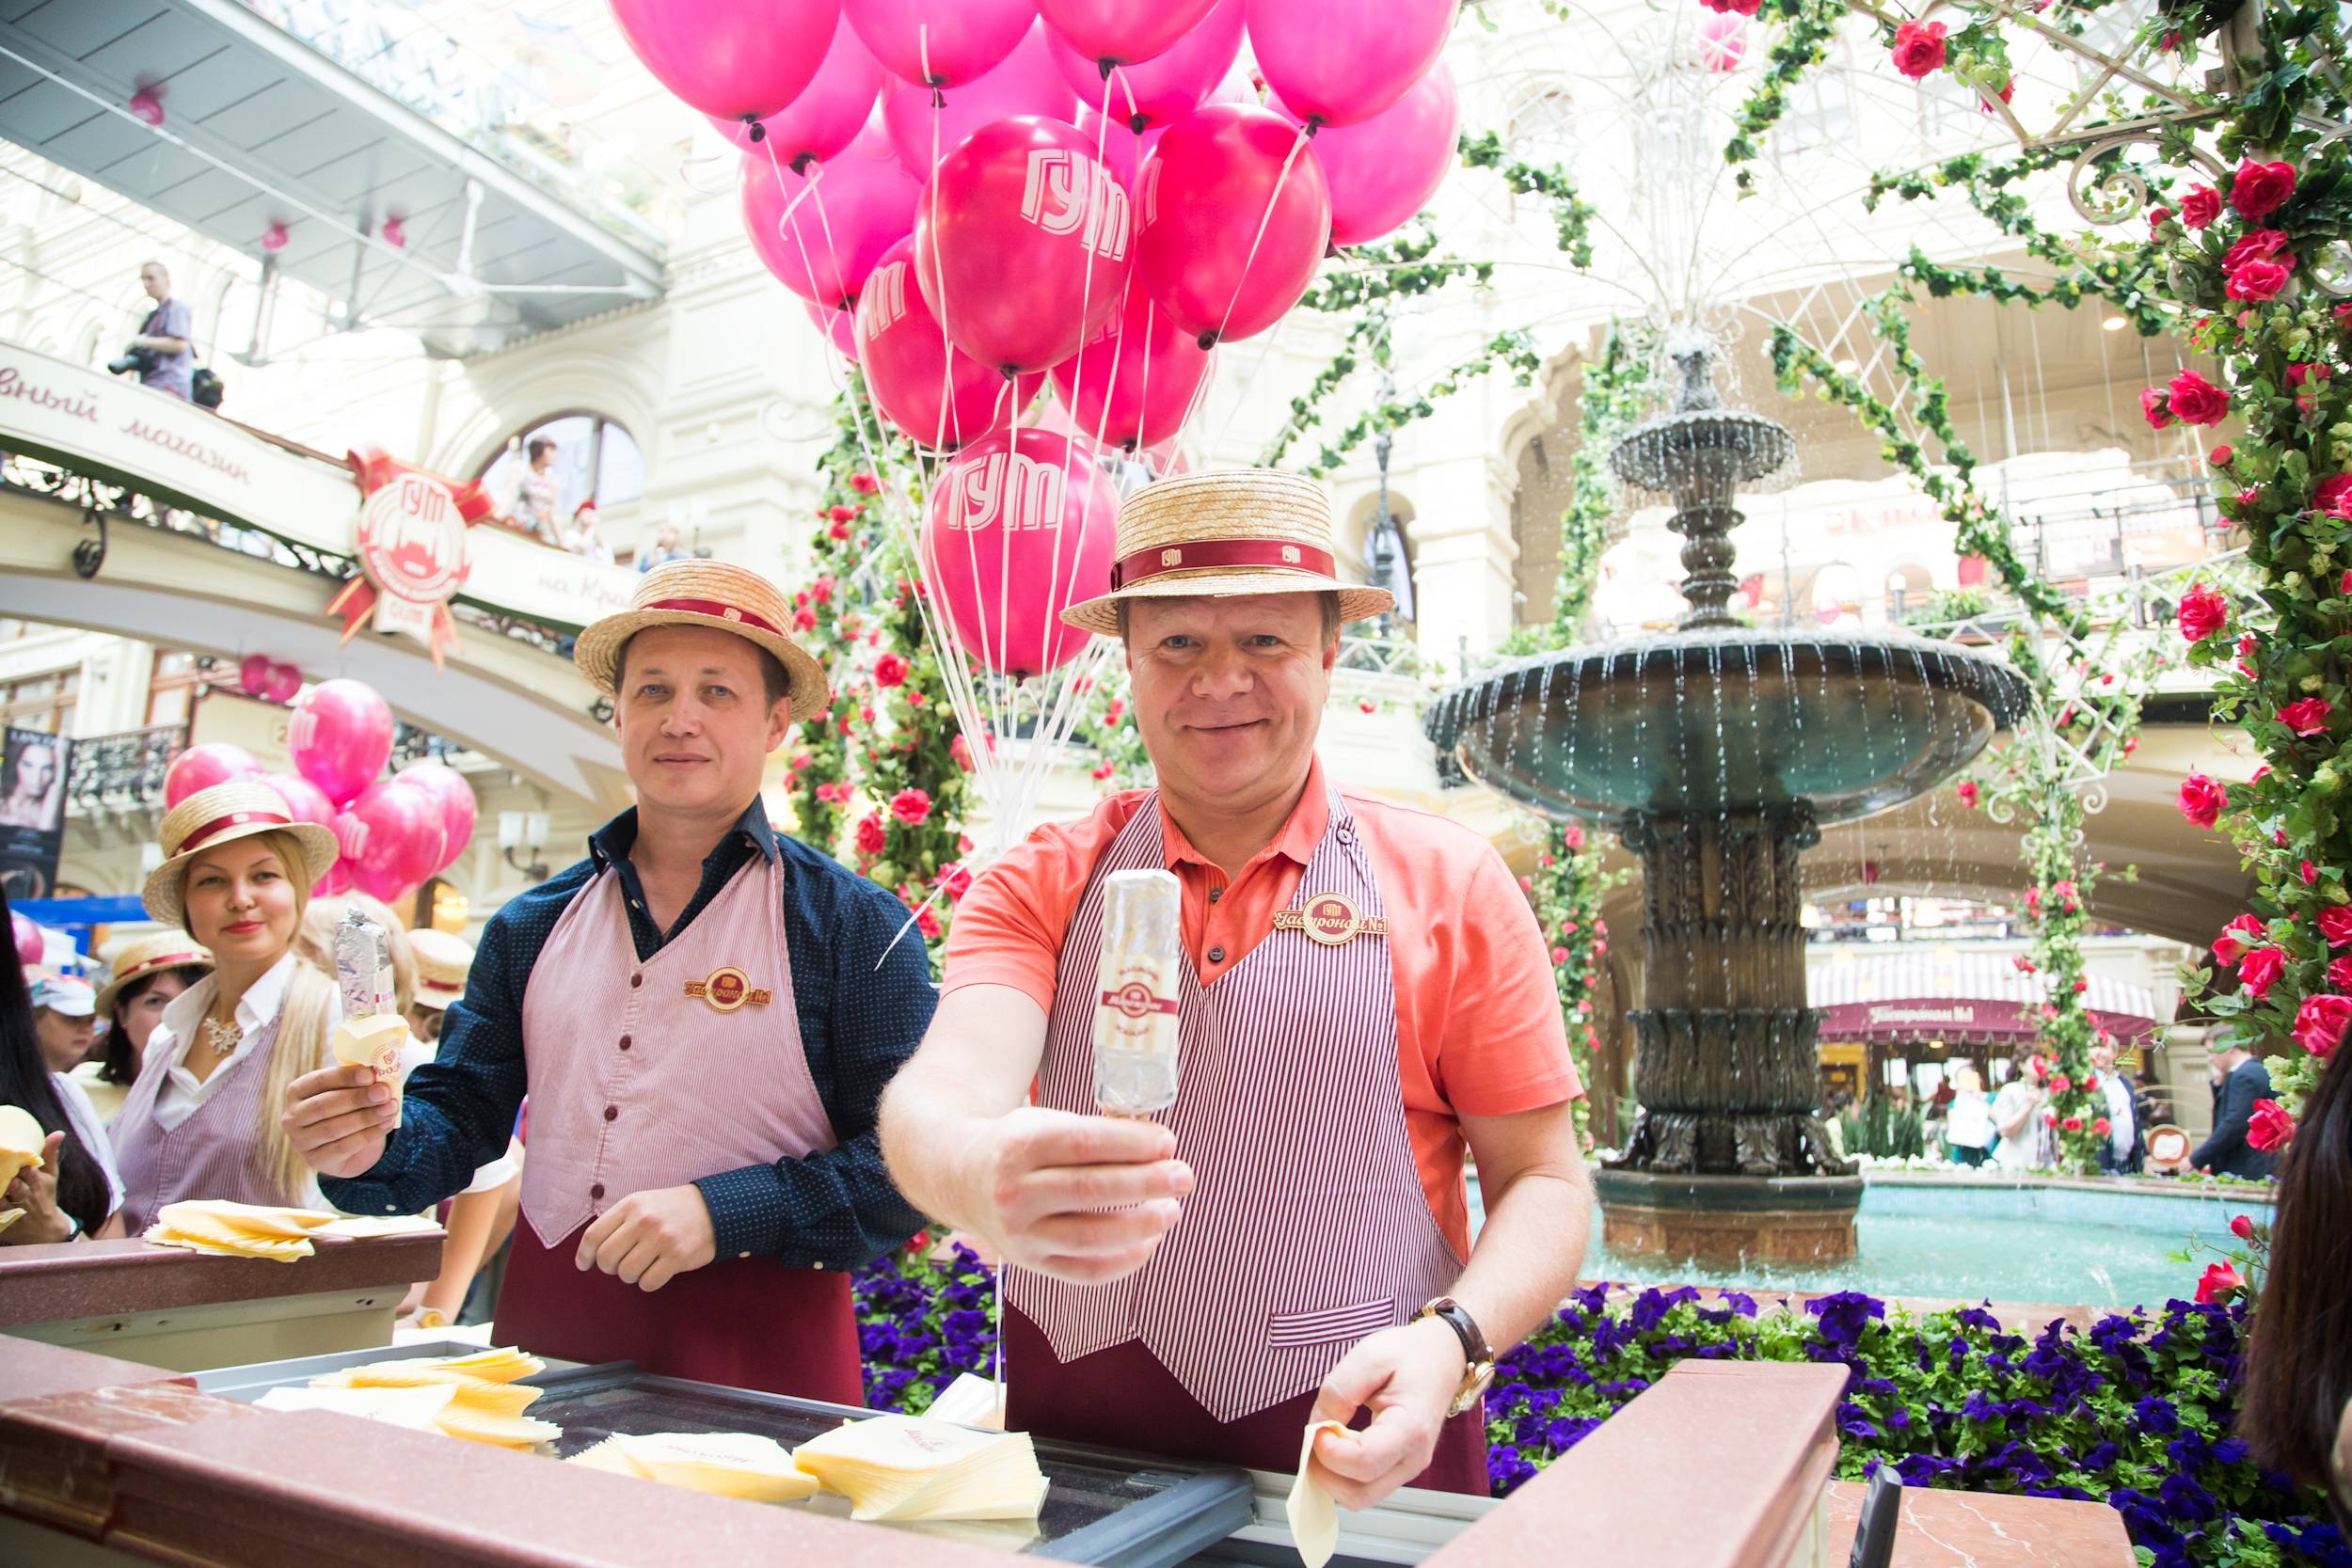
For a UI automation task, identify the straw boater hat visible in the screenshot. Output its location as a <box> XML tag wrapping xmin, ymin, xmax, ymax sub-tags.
<box><xmin>407</xmin><ymin>927</ymin><xmax>474</xmax><ymax>1012</ymax></box>
<box><xmin>572</xmin><ymin>560</ymin><xmax>829</xmax><ymax>720</ymax></box>
<box><xmin>94</xmin><ymin>932</ymin><xmax>215</xmax><ymax>1020</ymax></box>
<box><xmin>1060</xmin><ymin>468</ymin><xmax>1393</xmax><ymax>636</ymax></box>
<box><xmin>142</xmin><ymin>781</ymin><xmax>341</xmax><ymax>928</ymax></box>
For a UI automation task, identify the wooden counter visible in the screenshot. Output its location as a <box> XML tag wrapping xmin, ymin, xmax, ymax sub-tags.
<box><xmin>0</xmin><ymin>1231</ymin><xmax>443</xmax><ymax>1372</ymax></box>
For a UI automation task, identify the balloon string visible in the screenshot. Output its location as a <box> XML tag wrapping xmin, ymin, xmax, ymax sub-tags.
<box><xmin>1206</xmin><ymin>121</ymin><xmax>1313</xmax><ymax>350</ymax></box>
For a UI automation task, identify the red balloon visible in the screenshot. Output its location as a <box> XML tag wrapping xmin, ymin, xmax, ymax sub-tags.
<box><xmin>704</xmin><ymin>11</ymin><xmax>885</xmax><ymax>167</ymax></box>
<box><xmin>805</xmin><ymin>298</ymin><xmax>859</xmax><ymax>356</ymax></box>
<box><xmin>844</xmin><ymin>0</ymin><xmax>1036</xmax><ymax>88</ymax></box>
<box><xmin>397</xmin><ymin>762</ymin><xmax>478</xmax><ymax>874</ymax></box>
<box><xmin>1049</xmin><ymin>284</ymin><xmax>1211</xmax><ymax>450</ymax></box>
<box><xmin>883</xmin><ymin>22</ymin><xmax>1077</xmax><ymax>174</ymax></box>
<box><xmin>741</xmin><ymin>128</ymin><xmax>921</xmax><ymax>309</ymax></box>
<box><xmin>262</xmin><ymin>662</ymin><xmax>303</xmax><ymax>704</ymax></box>
<box><xmin>1037</xmin><ymin>0</ymin><xmax>1219</xmax><ymax>67</ymax></box>
<box><xmin>287</xmin><ymin>678</ymin><xmax>394</xmax><ymax>807</ymax></box>
<box><xmin>924</xmin><ymin>429</ymin><xmax>1120</xmax><ymax>675</ymax></box>
<box><xmin>1135</xmin><ymin>104</ymin><xmax>1330</xmax><ymax>345</ymax></box>
<box><xmin>164</xmin><ymin>743</ymin><xmax>262</xmax><ymax>809</ymax></box>
<box><xmin>257</xmin><ymin>770</ymin><xmax>337</xmax><ymax>829</ymax></box>
<box><xmin>612</xmin><ymin>0</ymin><xmax>840</xmax><ymax>121</ymax></box>
<box><xmin>1246</xmin><ymin>0</ymin><xmax>1454</xmax><ymax>128</ymax></box>
<box><xmin>1046</xmin><ymin>0</ymin><xmax>1243</xmax><ymax>130</ymax></box>
<box><xmin>343</xmin><ymin>781</ymin><xmax>444</xmax><ymax>903</ymax></box>
<box><xmin>857</xmin><ymin>235</ymin><xmax>1032</xmax><ymax>448</ymax></box>
<box><xmin>13</xmin><ymin>909</ymin><xmax>43</xmax><ymax>966</ymax></box>
<box><xmin>1283</xmin><ymin>62</ymin><xmax>1458</xmax><ymax>247</ymax></box>
<box><xmin>238</xmin><ymin>653</ymin><xmax>271</xmax><ymax>696</ymax></box>
<box><xmin>914</xmin><ymin>117</ymin><xmax>1134</xmax><ymax>373</ymax></box>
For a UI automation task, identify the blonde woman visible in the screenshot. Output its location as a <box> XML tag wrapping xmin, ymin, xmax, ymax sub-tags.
<box><xmin>108</xmin><ymin>781</ymin><xmax>341</xmax><ymax>1233</ymax></box>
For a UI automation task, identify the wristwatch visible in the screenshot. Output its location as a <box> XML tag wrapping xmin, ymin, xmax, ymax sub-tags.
<box><xmin>1416</xmin><ymin>1296</ymin><xmax>1495</xmax><ymax>1417</ymax></box>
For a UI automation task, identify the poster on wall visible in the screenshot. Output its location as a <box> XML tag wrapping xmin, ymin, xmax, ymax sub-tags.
<box><xmin>0</xmin><ymin>725</ymin><xmax>72</xmax><ymax>899</ymax></box>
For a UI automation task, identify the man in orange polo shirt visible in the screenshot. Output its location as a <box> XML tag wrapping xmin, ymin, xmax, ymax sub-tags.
<box><xmin>881</xmin><ymin>469</ymin><xmax>1592</xmax><ymax>1508</ymax></box>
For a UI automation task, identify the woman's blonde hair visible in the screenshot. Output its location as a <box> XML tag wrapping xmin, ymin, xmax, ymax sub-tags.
<box><xmin>179</xmin><ymin>828</ymin><xmax>337</xmax><ymax>1201</ymax></box>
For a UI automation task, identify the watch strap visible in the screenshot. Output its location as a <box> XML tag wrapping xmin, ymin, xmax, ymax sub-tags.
<box><xmin>1416</xmin><ymin>1296</ymin><xmax>1496</xmax><ymax>1417</ymax></box>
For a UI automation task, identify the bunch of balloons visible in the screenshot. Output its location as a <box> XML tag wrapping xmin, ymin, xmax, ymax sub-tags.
<box><xmin>160</xmin><ymin>678</ymin><xmax>478</xmax><ymax>904</ymax></box>
<box><xmin>236</xmin><ymin>653</ymin><xmax>304</xmax><ymax>705</ymax></box>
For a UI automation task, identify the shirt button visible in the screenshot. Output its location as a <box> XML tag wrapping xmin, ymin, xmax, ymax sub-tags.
<box><xmin>604</xmin><ymin>1105</ymin><xmax>618</xmax><ymax>1122</ymax></box>
<box><xmin>618</xmin><ymin>1035</ymin><xmax>632</xmax><ymax>1051</ymax></box>
<box><xmin>813</xmin><ymin>1260</ymin><xmax>824</xmax><ymax>1271</ymax></box>
<box><xmin>1208</xmin><ymin>887</ymin><xmax>1223</xmax><ymax>903</ymax></box>
<box><xmin>589</xmin><ymin>1182</ymin><xmax>605</xmax><ymax>1201</ymax></box>
<box><xmin>739</xmin><ymin>1251</ymin><xmax>751</xmax><ymax>1259</ymax></box>
<box><xmin>630</xmin><ymin>973</ymin><xmax>643</xmax><ymax>990</ymax></box>
<box><xmin>1208</xmin><ymin>945</ymin><xmax>1226</xmax><ymax>963</ymax></box>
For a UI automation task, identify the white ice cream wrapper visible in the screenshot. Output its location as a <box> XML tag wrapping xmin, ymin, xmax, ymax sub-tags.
<box><xmin>1092</xmin><ymin>868</ymin><xmax>1182</xmax><ymax>1117</ymax></box>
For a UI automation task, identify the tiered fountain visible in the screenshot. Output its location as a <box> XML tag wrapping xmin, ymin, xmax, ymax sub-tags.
<box><xmin>1427</xmin><ymin>335</ymin><xmax>2032</xmax><ymax>1265</ymax></box>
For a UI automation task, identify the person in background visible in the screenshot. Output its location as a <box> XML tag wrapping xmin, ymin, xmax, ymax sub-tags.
<box><xmin>2239</xmin><ymin>1034</ymin><xmax>2352</xmax><ymax>1537</ymax></box>
<box><xmin>637</xmin><ymin>520</ymin><xmax>689</xmax><ymax>574</ymax></box>
<box><xmin>406</xmin><ymin>927</ymin><xmax>471</xmax><ymax>1044</ymax></box>
<box><xmin>2192</xmin><ymin>1041</ymin><xmax>2278</xmax><ymax>1180</ymax></box>
<box><xmin>2090</xmin><ymin>1036</ymin><xmax>2139</xmax><ymax>1174</ymax></box>
<box><xmin>124</xmin><ymin>261</ymin><xmax>195</xmax><ymax>401</ymax></box>
<box><xmin>27</xmin><ymin>972</ymin><xmax>96</xmax><ymax>1077</ymax></box>
<box><xmin>401</xmin><ymin>926</ymin><xmax>522</xmax><ymax>1328</ymax></box>
<box><xmin>3</xmin><ymin>892</ymin><xmax>122</xmax><ymax>1243</ymax></box>
<box><xmin>1990</xmin><ymin>1048</ymin><xmax>2054</xmax><ymax>1171</ymax></box>
<box><xmin>517</xmin><ymin>436</ymin><xmax>561</xmax><ymax>545</ymax></box>
<box><xmin>107</xmin><ymin>781</ymin><xmax>343</xmax><ymax>1232</ymax></box>
<box><xmin>562</xmin><ymin>501</ymin><xmax>613</xmax><ymax>564</ymax></box>
<box><xmin>1941</xmin><ymin>1063</ymin><xmax>1995</xmax><ymax>1167</ymax></box>
<box><xmin>79</xmin><ymin>935</ymin><xmax>214</xmax><ymax>1124</ymax></box>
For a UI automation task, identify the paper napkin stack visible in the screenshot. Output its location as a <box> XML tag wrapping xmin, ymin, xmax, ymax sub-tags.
<box><xmin>566</xmin><ymin>1432</ymin><xmax>819</xmax><ymax>1502</ymax></box>
<box><xmin>790</xmin><ymin>1414</ymin><xmax>1049</xmax><ymax>1523</ymax></box>
<box><xmin>144</xmin><ymin>1200</ymin><xmax>339</xmax><ymax>1259</ymax></box>
<box><xmin>278</xmin><ymin>1348</ymin><xmax>560</xmax><ymax>1449</ymax></box>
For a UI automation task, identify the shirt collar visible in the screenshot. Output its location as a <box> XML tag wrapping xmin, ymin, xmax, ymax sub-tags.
<box><xmin>234</xmin><ymin>951</ymin><xmax>297</xmax><ymax>1034</ymax></box>
<box><xmin>589</xmin><ymin>796</ymin><xmax>780</xmax><ymax>875</ymax></box>
<box><xmin>1157</xmin><ymin>755</ymin><xmax>1330</xmax><ymax>875</ymax></box>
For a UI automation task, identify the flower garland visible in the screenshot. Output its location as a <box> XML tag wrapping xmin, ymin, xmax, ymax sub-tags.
<box><xmin>1457</xmin><ymin>129</ymin><xmax>1598</xmax><ymax>266</ymax></box>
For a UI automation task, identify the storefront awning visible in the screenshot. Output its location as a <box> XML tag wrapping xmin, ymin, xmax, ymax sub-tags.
<box><xmin>1810</xmin><ymin>948</ymin><xmax>2160</xmax><ymax>1048</ymax></box>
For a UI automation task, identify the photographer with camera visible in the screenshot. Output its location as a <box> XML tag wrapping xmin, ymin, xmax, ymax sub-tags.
<box><xmin>110</xmin><ymin>261</ymin><xmax>193</xmax><ymax>401</ymax></box>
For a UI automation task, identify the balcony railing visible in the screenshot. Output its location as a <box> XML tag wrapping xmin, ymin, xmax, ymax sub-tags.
<box><xmin>64</xmin><ymin>717</ymin><xmax>462</xmax><ymax>813</ymax></box>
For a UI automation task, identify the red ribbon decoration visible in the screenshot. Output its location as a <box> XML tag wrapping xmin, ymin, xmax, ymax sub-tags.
<box><xmin>177</xmin><ymin>809</ymin><xmax>292</xmax><ymax>853</ymax></box>
<box><xmin>1110</xmin><ymin>537</ymin><xmax>1338</xmax><ymax>591</ymax></box>
<box><xmin>642</xmin><ymin>597</ymin><xmax>788</xmax><ymax>638</ymax></box>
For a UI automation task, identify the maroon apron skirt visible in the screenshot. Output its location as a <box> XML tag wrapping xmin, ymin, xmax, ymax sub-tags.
<box><xmin>1004</xmin><ymin>1305</ymin><xmax>1487</xmax><ymax>1494</ymax></box>
<box><xmin>494</xmin><ymin>1222</ymin><xmax>864</xmax><ymax>1405</ymax></box>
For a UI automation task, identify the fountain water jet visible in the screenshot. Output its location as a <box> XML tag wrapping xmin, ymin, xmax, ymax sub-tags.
<box><xmin>1428</xmin><ymin>335</ymin><xmax>2030</xmax><ymax>1266</ymax></box>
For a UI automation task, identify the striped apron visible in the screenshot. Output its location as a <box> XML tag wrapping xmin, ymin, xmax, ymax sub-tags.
<box><xmin>494</xmin><ymin>852</ymin><xmax>862</xmax><ymax>1403</ymax></box>
<box><xmin>111</xmin><ymin>981</ymin><xmax>298</xmax><ymax>1234</ymax></box>
<box><xmin>1007</xmin><ymin>788</ymin><xmax>1486</xmax><ymax>1490</ymax></box>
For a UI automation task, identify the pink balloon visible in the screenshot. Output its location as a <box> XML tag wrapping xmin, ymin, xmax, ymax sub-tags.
<box><xmin>742</xmin><ymin>129</ymin><xmax>921</xmax><ymax>309</ymax></box>
<box><xmin>164</xmin><ymin>743</ymin><xmax>262</xmax><ymax>809</ymax></box>
<box><xmin>1699</xmin><ymin>13</ymin><xmax>1747</xmax><ymax>72</ymax></box>
<box><xmin>257</xmin><ymin>770</ymin><xmax>337</xmax><ymax>829</ymax></box>
<box><xmin>1077</xmin><ymin>107</ymin><xmax>1162</xmax><ymax>192</ymax></box>
<box><xmin>262</xmin><ymin>662</ymin><xmax>303</xmax><ymax>704</ymax></box>
<box><xmin>805</xmin><ymin>298</ymin><xmax>860</xmax><ymax>356</ymax></box>
<box><xmin>914</xmin><ymin>116</ymin><xmax>1134</xmax><ymax>373</ymax></box>
<box><xmin>612</xmin><ymin>0</ymin><xmax>840</xmax><ymax>121</ymax></box>
<box><xmin>924</xmin><ymin>429</ymin><xmax>1120</xmax><ymax>675</ymax></box>
<box><xmin>703</xmin><ymin>11</ymin><xmax>886</xmax><ymax>167</ymax></box>
<box><xmin>1282</xmin><ymin>62</ymin><xmax>1457</xmax><ymax>247</ymax></box>
<box><xmin>343</xmin><ymin>781</ymin><xmax>444</xmax><ymax>903</ymax></box>
<box><xmin>287</xmin><ymin>678</ymin><xmax>394</xmax><ymax>807</ymax></box>
<box><xmin>12</xmin><ymin>910</ymin><xmax>41</xmax><ymax>966</ymax></box>
<box><xmin>1038</xmin><ymin>0</ymin><xmax>1219</xmax><ymax>67</ymax></box>
<box><xmin>313</xmin><ymin>852</ymin><xmax>354</xmax><ymax>899</ymax></box>
<box><xmin>845</xmin><ymin>0</ymin><xmax>1035</xmax><ymax>87</ymax></box>
<box><xmin>883</xmin><ymin>22</ymin><xmax>1078</xmax><ymax>174</ymax></box>
<box><xmin>1136</xmin><ymin>104</ymin><xmax>1330</xmax><ymax>345</ymax></box>
<box><xmin>1247</xmin><ymin>0</ymin><xmax>1454</xmax><ymax>127</ymax></box>
<box><xmin>1049</xmin><ymin>283</ymin><xmax>1211</xmax><ymax>450</ymax></box>
<box><xmin>238</xmin><ymin>653</ymin><xmax>271</xmax><ymax>695</ymax></box>
<box><xmin>396</xmin><ymin>763</ymin><xmax>478</xmax><ymax>873</ymax></box>
<box><xmin>857</xmin><ymin>235</ymin><xmax>1031</xmax><ymax>448</ymax></box>
<box><xmin>1047</xmin><ymin>0</ymin><xmax>1243</xmax><ymax>131</ymax></box>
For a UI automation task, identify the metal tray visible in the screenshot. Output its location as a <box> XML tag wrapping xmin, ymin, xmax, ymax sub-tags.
<box><xmin>196</xmin><ymin>1344</ymin><xmax>1250</xmax><ymax>1568</ymax></box>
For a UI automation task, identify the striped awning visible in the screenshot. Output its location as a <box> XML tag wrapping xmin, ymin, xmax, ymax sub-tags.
<box><xmin>1809</xmin><ymin>948</ymin><xmax>2159</xmax><ymax>1047</ymax></box>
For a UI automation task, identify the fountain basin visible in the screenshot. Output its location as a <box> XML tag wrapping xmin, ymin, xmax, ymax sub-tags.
<box><xmin>1592</xmin><ymin>1169</ymin><xmax>1864</xmax><ymax>1267</ymax></box>
<box><xmin>1424</xmin><ymin>627</ymin><xmax>2032</xmax><ymax>826</ymax></box>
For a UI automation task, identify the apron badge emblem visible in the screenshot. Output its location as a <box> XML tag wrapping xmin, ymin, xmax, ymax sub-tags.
<box><xmin>685</xmin><ymin>966</ymin><xmax>771</xmax><ymax>1012</ymax></box>
<box><xmin>1273</xmin><ymin>893</ymin><xmax>1388</xmax><ymax>947</ymax></box>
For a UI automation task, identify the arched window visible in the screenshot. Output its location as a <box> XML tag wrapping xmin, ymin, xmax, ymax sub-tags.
<box><xmin>475</xmin><ymin>413</ymin><xmax>644</xmax><ymax>543</ymax></box>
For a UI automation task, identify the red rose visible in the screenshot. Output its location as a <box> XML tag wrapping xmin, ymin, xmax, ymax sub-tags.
<box><xmin>828</xmin><ymin>503</ymin><xmax>859</xmax><ymax>523</ymax></box>
<box><xmin>2175</xmin><ymin>584</ymin><xmax>2228</xmax><ymax>641</ymax></box>
<box><xmin>2050</xmin><ymin>1072</ymin><xmax>2073</xmax><ymax>1094</ymax></box>
<box><xmin>938</xmin><ymin>863</ymin><xmax>972</xmax><ymax>901</ymax></box>
<box><xmin>2042</xmin><ymin>1109</ymin><xmax>2060</xmax><ymax>1128</ymax></box>
<box><xmin>2315</xmin><ymin>473</ymin><xmax>2352</xmax><ymax>518</ymax></box>
<box><xmin>2147</xmin><ymin>206</ymin><xmax>2171</xmax><ymax>236</ymax></box>
<box><xmin>915</xmin><ymin>905</ymin><xmax>943</xmax><ymax>940</ymax></box>
<box><xmin>2222</xmin><ymin>229</ymin><xmax>2290</xmax><ymax>271</ymax></box>
<box><xmin>854</xmin><ymin>814</ymin><xmax>887</xmax><ymax>856</ymax></box>
<box><xmin>890</xmin><ymin>787</ymin><xmax>931</xmax><ymax>826</ymax></box>
<box><xmin>2164</xmin><ymin>369</ymin><xmax>2230</xmax><ymax>425</ymax></box>
<box><xmin>1565</xmin><ymin>823</ymin><xmax>1586</xmax><ymax>850</ymax></box>
<box><xmin>2306</xmin><ymin>860</ymin><xmax>2323</xmax><ymax>885</ymax></box>
<box><xmin>1890</xmin><ymin>19</ymin><xmax>1947</xmax><ymax>77</ymax></box>
<box><xmin>2233</xmin><ymin>487</ymin><xmax>2263</xmax><ymax>515</ymax></box>
<box><xmin>2323</xmin><ymin>907</ymin><xmax>2352</xmax><ymax>946</ymax></box>
<box><xmin>2178</xmin><ymin>771</ymin><xmax>2228</xmax><ymax>827</ymax></box>
<box><xmin>2238</xmin><ymin>634</ymin><xmax>2259</xmax><ymax>668</ymax></box>
<box><xmin>2062</xmin><ymin>1115</ymin><xmax>2083</xmax><ymax>1132</ymax></box>
<box><xmin>2295</xmin><ymin>992</ymin><xmax>2352</xmax><ymax>1056</ymax></box>
<box><xmin>2230</xmin><ymin>1213</ymin><xmax>2256</xmax><ymax>1241</ymax></box>
<box><xmin>2013</xmin><ymin>954</ymin><xmax>2037</xmax><ymax>974</ymax></box>
<box><xmin>2215</xmin><ymin>913</ymin><xmax>2266</xmax><ymax>964</ymax></box>
<box><xmin>2239</xmin><ymin>944</ymin><xmax>2285</xmax><ymax>1000</ymax></box>
<box><xmin>2328</xmin><ymin>954</ymin><xmax>2352</xmax><ymax>991</ymax></box>
<box><xmin>2248</xmin><ymin>1100</ymin><xmax>2296</xmax><ymax>1152</ymax></box>
<box><xmin>2228</xmin><ymin>259</ymin><xmax>2293</xmax><ymax>301</ymax></box>
<box><xmin>2280</xmin><ymin>695</ymin><xmax>2334</xmax><ymax>736</ymax></box>
<box><xmin>2180</xmin><ymin>184</ymin><xmax>2221</xmax><ymax>229</ymax></box>
<box><xmin>2229</xmin><ymin>158</ymin><xmax>2296</xmax><ymax>219</ymax></box>
<box><xmin>2093</xmin><ymin>1117</ymin><xmax>2111</xmax><ymax>1135</ymax></box>
<box><xmin>794</xmin><ymin>607</ymin><xmax>818</xmax><ymax>630</ymax></box>
<box><xmin>874</xmin><ymin>652</ymin><xmax>909</xmax><ymax>688</ymax></box>
<box><xmin>1550</xmin><ymin>945</ymin><xmax>1570</xmax><ymax>965</ymax></box>
<box><xmin>2140</xmin><ymin>386</ymin><xmax>2172</xmax><ymax>430</ymax></box>
<box><xmin>1957</xmin><ymin>780</ymin><xmax>1979</xmax><ymax>807</ymax></box>
<box><xmin>2209</xmin><ymin>445</ymin><xmax>2233</xmax><ymax>467</ymax></box>
<box><xmin>2195</xmin><ymin>1261</ymin><xmax>2244</xmax><ymax>1304</ymax></box>
<box><xmin>827</xmin><ymin>518</ymin><xmax>850</xmax><ymax>540</ymax></box>
<box><xmin>1701</xmin><ymin>0</ymin><xmax>1762</xmax><ymax>13</ymax></box>
<box><xmin>850</xmin><ymin>471</ymin><xmax>881</xmax><ymax>495</ymax></box>
<box><xmin>2288</xmin><ymin>362</ymin><xmax>2331</xmax><ymax>389</ymax></box>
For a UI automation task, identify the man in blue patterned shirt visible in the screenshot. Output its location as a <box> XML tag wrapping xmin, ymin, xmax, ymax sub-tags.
<box><xmin>284</xmin><ymin>562</ymin><xmax>932</xmax><ymax>1401</ymax></box>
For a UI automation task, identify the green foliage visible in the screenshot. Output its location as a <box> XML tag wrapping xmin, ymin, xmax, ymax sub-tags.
<box><xmin>1840</xmin><ymin>1100</ymin><xmax>1927</xmax><ymax>1158</ymax></box>
<box><xmin>1458</xmin><ymin>129</ymin><xmax>1598</xmax><ymax>265</ymax></box>
<box><xmin>1723</xmin><ymin>0</ymin><xmax>1850</xmax><ymax>190</ymax></box>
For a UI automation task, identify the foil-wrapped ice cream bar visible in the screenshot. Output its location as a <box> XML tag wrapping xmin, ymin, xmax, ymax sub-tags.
<box><xmin>1092</xmin><ymin>868</ymin><xmax>1182</xmax><ymax>1117</ymax></box>
<box><xmin>333</xmin><ymin>904</ymin><xmax>390</xmax><ymax>1019</ymax></box>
